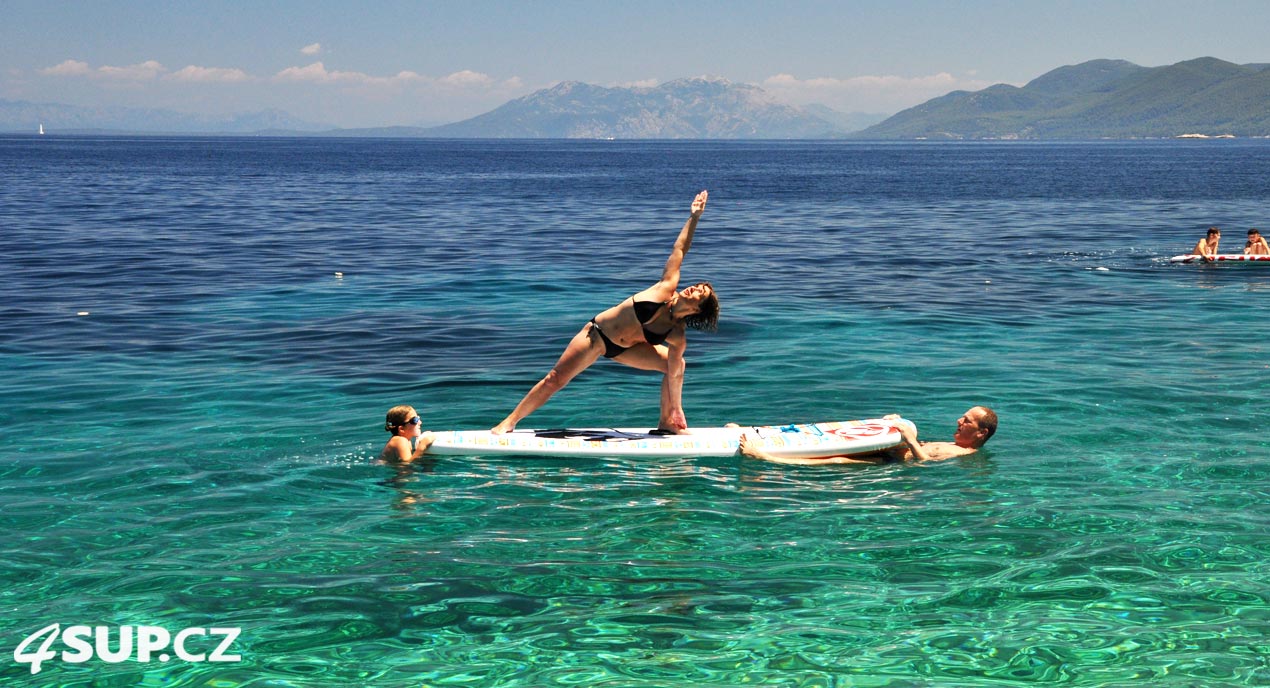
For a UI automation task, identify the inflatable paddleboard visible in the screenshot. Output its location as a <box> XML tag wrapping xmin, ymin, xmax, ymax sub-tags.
<box><xmin>1169</xmin><ymin>254</ymin><xmax>1270</xmax><ymax>263</ymax></box>
<box><xmin>428</xmin><ymin>418</ymin><xmax>913</xmax><ymax>459</ymax></box>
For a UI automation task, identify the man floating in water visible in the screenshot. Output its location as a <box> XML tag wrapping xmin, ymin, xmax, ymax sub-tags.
<box><xmin>739</xmin><ymin>407</ymin><xmax>997</xmax><ymax>465</ymax></box>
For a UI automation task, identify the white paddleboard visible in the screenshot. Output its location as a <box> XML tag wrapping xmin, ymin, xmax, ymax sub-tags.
<box><xmin>1169</xmin><ymin>254</ymin><xmax>1270</xmax><ymax>263</ymax></box>
<box><xmin>428</xmin><ymin>418</ymin><xmax>913</xmax><ymax>459</ymax></box>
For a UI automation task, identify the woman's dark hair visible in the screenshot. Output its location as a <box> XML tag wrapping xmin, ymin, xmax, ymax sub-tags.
<box><xmin>682</xmin><ymin>282</ymin><xmax>719</xmax><ymax>332</ymax></box>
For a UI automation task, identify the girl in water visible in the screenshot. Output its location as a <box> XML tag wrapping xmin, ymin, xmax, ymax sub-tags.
<box><xmin>380</xmin><ymin>405</ymin><xmax>434</xmax><ymax>462</ymax></box>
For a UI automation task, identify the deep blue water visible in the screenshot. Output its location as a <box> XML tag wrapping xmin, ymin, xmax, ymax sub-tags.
<box><xmin>1</xmin><ymin>137</ymin><xmax>1269</xmax><ymax>686</ymax></box>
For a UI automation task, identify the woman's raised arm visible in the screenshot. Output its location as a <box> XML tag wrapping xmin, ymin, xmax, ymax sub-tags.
<box><xmin>655</xmin><ymin>190</ymin><xmax>708</xmax><ymax>289</ymax></box>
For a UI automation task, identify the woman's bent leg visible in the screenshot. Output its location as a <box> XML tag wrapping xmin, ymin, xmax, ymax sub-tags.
<box><xmin>610</xmin><ymin>343</ymin><xmax>669</xmax><ymax>373</ymax></box>
<box><xmin>613</xmin><ymin>344</ymin><xmax>684</xmax><ymax>431</ymax></box>
<box><xmin>617</xmin><ymin>345</ymin><xmax>692</xmax><ymax>432</ymax></box>
<box><xmin>491</xmin><ymin>325</ymin><xmax>604</xmax><ymax>433</ymax></box>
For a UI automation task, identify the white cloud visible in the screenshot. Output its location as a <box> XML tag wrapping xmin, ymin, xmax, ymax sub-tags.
<box><xmin>39</xmin><ymin>59</ymin><xmax>166</xmax><ymax>81</ymax></box>
<box><xmin>301</xmin><ymin>43</ymin><xmax>322</xmax><ymax>56</ymax></box>
<box><xmin>273</xmin><ymin>63</ymin><xmax>522</xmax><ymax>94</ymax></box>
<box><xmin>40</xmin><ymin>59</ymin><xmax>250</xmax><ymax>85</ymax></box>
<box><xmin>274</xmin><ymin>61</ymin><xmax>407</xmax><ymax>85</ymax></box>
<box><xmin>761</xmin><ymin>71</ymin><xmax>1001</xmax><ymax>113</ymax></box>
<box><xmin>275</xmin><ymin>62</ymin><xmax>341</xmax><ymax>82</ymax></box>
<box><xmin>39</xmin><ymin>60</ymin><xmax>92</xmax><ymax>76</ymax></box>
<box><xmin>436</xmin><ymin>71</ymin><xmax>525</xmax><ymax>95</ymax></box>
<box><xmin>614</xmin><ymin>78</ymin><xmax>660</xmax><ymax>89</ymax></box>
<box><xmin>38</xmin><ymin>56</ymin><xmax>520</xmax><ymax>96</ymax></box>
<box><xmin>440</xmin><ymin>70</ymin><xmax>492</xmax><ymax>87</ymax></box>
<box><xmin>97</xmin><ymin>60</ymin><xmax>167</xmax><ymax>81</ymax></box>
<box><xmin>26</xmin><ymin>55</ymin><xmax>531</xmax><ymax>126</ymax></box>
<box><xmin>168</xmin><ymin>65</ymin><xmax>251</xmax><ymax>83</ymax></box>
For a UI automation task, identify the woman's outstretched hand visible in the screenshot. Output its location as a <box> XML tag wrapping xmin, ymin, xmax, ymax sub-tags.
<box><xmin>690</xmin><ymin>190</ymin><xmax>708</xmax><ymax>218</ymax></box>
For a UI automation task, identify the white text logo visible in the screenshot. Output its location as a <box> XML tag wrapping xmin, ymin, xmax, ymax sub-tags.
<box><xmin>13</xmin><ymin>624</ymin><xmax>242</xmax><ymax>674</ymax></box>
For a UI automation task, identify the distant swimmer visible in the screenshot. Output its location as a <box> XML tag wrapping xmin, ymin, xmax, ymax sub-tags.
<box><xmin>380</xmin><ymin>405</ymin><xmax>434</xmax><ymax>462</ymax></box>
<box><xmin>1193</xmin><ymin>226</ymin><xmax>1221</xmax><ymax>261</ymax></box>
<box><xmin>492</xmin><ymin>191</ymin><xmax>719</xmax><ymax>435</ymax></box>
<box><xmin>739</xmin><ymin>406</ymin><xmax>998</xmax><ymax>465</ymax></box>
<box><xmin>1245</xmin><ymin>228</ymin><xmax>1269</xmax><ymax>255</ymax></box>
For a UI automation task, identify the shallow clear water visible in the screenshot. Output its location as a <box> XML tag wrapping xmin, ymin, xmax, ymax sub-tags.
<box><xmin>1</xmin><ymin>137</ymin><xmax>1268</xmax><ymax>686</ymax></box>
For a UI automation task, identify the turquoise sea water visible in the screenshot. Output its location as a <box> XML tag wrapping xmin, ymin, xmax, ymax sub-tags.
<box><xmin>2</xmin><ymin>137</ymin><xmax>1269</xmax><ymax>686</ymax></box>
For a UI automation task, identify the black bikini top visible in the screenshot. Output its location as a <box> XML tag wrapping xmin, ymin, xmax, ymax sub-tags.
<box><xmin>632</xmin><ymin>297</ymin><xmax>673</xmax><ymax>346</ymax></box>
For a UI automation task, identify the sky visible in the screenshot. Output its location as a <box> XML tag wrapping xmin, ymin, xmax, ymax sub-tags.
<box><xmin>3</xmin><ymin>0</ymin><xmax>1269</xmax><ymax>128</ymax></box>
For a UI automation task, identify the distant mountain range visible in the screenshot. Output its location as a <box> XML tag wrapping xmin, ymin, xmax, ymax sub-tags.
<box><xmin>333</xmin><ymin>60</ymin><xmax>1270</xmax><ymax>139</ymax></box>
<box><xmin>0</xmin><ymin>98</ymin><xmax>330</xmax><ymax>134</ymax></box>
<box><xmin>416</xmin><ymin>77</ymin><xmax>845</xmax><ymax>138</ymax></box>
<box><xmin>320</xmin><ymin>79</ymin><xmax>880</xmax><ymax>139</ymax></box>
<box><xmin>5</xmin><ymin>57</ymin><xmax>1268</xmax><ymax>139</ymax></box>
<box><xmin>857</xmin><ymin>57</ymin><xmax>1270</xmax><ymax>139</ymax></box>
<box><xmin>0</xmin><ymin>78</ymin><xmax>860</xmax><ymax>139</ymax></box>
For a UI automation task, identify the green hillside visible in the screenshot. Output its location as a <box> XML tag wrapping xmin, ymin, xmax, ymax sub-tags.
<box><xmin>857</xmin><ymin>57</ymin><xmax>1270</xmax><ymax>139</ymax></box>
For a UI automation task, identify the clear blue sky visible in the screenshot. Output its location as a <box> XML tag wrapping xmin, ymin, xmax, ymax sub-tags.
<box><xmin>4</xmin><ymin>0</ymin><xmax>1268</xmax><ymax>128</ymax></box>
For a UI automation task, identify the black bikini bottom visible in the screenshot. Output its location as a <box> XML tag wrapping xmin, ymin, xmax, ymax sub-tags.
<box><xmin>590</xmin><ymin>320</ymin><xmax>627</xmax><ymax>359</ymax></box>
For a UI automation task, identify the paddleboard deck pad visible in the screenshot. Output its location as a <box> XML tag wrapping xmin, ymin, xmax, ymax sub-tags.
<box><xmin>1169</xmin><ymin>254</ymin><xmax>1270</xmax><ymax>263</ymax></box>
<box><xmin>428</xmin><ymin>418</ymin><xmax>913</xmax><ymax>459</ymax></box>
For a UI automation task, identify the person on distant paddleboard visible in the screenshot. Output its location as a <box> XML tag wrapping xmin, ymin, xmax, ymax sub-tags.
<box><xmin>381</xmin><ymin>405</ymin><xmax>434</xmax><ymax>462</ymax></box>
<box><xmin>1193</xmin><ymin>227</ymin><xmax>1221</xmax><ymax>261</ymax></box>
<box><xmin>738</xmin><ymin>406</ymin><xmax>997</xmax><ymax>465</ymax></box>
<box><xmin>492</xmin><ymin>190</ymin><xmax>719</xmax><ymax>435</ymax></box>
<box><xmin>1244</xmin><ymin>228</ymin><xmax>1269</xmax><ymax>255</ymax></box>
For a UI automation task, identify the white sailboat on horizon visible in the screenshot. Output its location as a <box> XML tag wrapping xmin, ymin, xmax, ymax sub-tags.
<box><xmin>39</xmin><ymin>123</ymin><xmax>45</xmax><ymax>135</ymax></box>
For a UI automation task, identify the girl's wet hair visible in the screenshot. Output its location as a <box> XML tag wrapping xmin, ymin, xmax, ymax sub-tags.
<box><xmin>683</xmin><ymin>282</ymin><xmax>719</xmax><ymax>332</ymax></box>
<box><xmin>384</xmin><ymin>405</ymin><xmax>415</xmax><ymax>433</ymax></box>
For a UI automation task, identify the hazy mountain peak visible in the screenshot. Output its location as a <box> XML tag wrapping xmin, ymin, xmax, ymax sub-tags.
<box><xmin>1173</xmin><ymin>56</ymin><xmax>1241</xmax><ymax>70</ymax></box>
<box><xmin>1024</xmin><ymin>59</ymin><xmax>1144</xmax><ymax>95</ymax></box>
<box><xmin>544</xmin><ymin>80</ymin><xmax>594</xmax><ymax>94</ymax></box>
